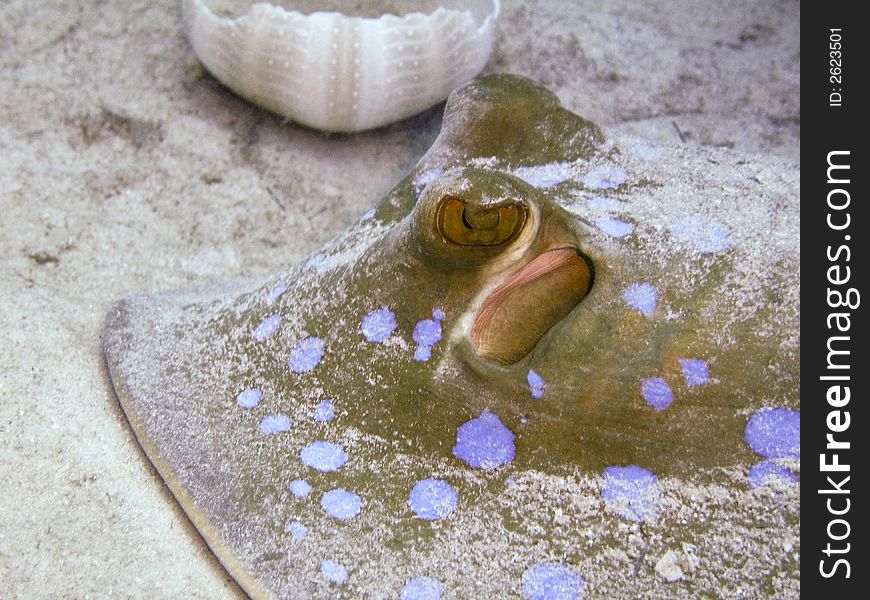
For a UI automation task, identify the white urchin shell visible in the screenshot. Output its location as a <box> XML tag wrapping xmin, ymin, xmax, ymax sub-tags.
<box><xmin>183</xmin><ymin>0</ymin><xmax>501</xmax><ymax>132</ymax></box>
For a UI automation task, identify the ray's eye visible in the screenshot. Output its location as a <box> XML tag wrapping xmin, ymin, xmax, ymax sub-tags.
<box><xmin>437</xmin><ymin>197</ymin><xmax>527</xmax><ymax>247</ymax></box>
<box><xmin>411</xmin><ymin>167</ymin><xmax>539</xmax><ymax>269</ymax></box>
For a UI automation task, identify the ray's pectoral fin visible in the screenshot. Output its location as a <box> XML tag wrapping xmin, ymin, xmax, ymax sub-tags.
<box><xmin>471</xmin><ymin>246</ymin><xmax>593</xmax><ymax>364</ymax></box>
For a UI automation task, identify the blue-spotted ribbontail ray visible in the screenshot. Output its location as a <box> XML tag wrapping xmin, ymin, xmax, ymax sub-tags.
<box><xmin>103</xmin><ymin>74</ymin><xmax>799</xmax><ymax>598</ymax></box>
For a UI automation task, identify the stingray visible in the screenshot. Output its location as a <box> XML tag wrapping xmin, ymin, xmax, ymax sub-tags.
<box><xmin>103</xmin><ymin>74</ymin><xmax>799</xmax><ymax>598</ymax></box>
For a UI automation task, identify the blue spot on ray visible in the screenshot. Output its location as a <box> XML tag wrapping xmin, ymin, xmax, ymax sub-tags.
<box><xmin>601</xmin><ymin>465</ymin><xmax>661</xmax><ymax>523</ymax></box>
<box><xmin>414</xmin><ymin>319</ymin><xmax>442</xmax><ymax>346</ymax></box>
<box><xmin>361</xmin><ymin>307</ymin><xmax>398</xmax><ymax>343</ymax></box>
<box><xmin>595</xmin><ymin>217</ymin><xmax>634</xmax><ymax>238</ymax></box>
<box><xmin>513</xmin><ymin>162</ymin><xmax>574</xmax><ymax>188</ymax></box>
<box><xmin>313</xmin><ymin>399</ymin><xmax>335</xmax><ymax>423</ymax></box>
<box><xmin>452</xmin><ymin>410</ymin><xmax>516</xmax><ymax>470</ymax></box>
<box><xmin>258</xmin><ymin>414</ymin><xmax>291</xmax><ymax>435</ymax></box>
<box><xmin>265</xmin><ymin>283</ymin><xmax>288</xmax><ymax>305</ymax></box>
<box><xmin>412</xmin><ymin>313</ymin><xmax>443</xmax><ymax>363</ymax></box>
<box><xmin>252</xmin><ymin>314</ymin><xmax>281</xmax><ymax>341</ymax></box>
<box><xmin>235</xmin><ymin>388</ymin><xmax>261</xmax><ymax>409</ymax></box>
<box><xmin>622</xmin><ymin>283</ymin><xmax>657</xmax><ymax>317</ymax></box>
<box><xmin>678</xmin><ymin>358</ymin><xmax>709</xmax><ymax>387</ymax></box>
<box><xmin>669</xmin><ymin>215</ymin><xmax>733</xmax><ymax>254</ymax></box>
<box><xmin>301</xmin><ymin>441</ymin><xmax>347</xmax><ymax>472</ymax></box>
<box><xmin>744</xmin><ymin>408</ymin><xmax>800</xmax><ymax>459</ymax></box>
<box><xmin>641</xmin><ymin>377</ymin><xmax>672</xmax><ymax>411</ymax></box>
<box><xmin>401</xmin><ymin>576</ymin><xmax>444</xmax><ymax>600</ymax></box>
<box><xmin>408</xmin><ymin>479</ymin><xmax>458</xmax><ymax>521</ymax></box>
<box><xmin>286</xmin><ymin>519</ymin><xmax>308</xmax><ymax>539</ymax></box>
<box><xmin>359</xmin><ymin>207</ymin><xmax>376</xmax><ymax>221</ymax></box>
<box><xmin>748</xmin><ymin>460</ymin><xmax>797</xmax><ymax>489</ymax></box>
<box><xmin>320</xmin><ymin>559</ymin><xmax>348</xmax><ymax>584</ymax></box>
<box><xmin>585</xmin><ymin>195</ymin><xmax>621</xmax><ymax>211</ymax></box>
<box><xmin>528</xmin><ymin>369</ymin><xmax>545</xmax><ymax>399</ymax></box>
<box><xmin>289</xmin><ymin>479</ymin><xmax>312</xmax><ymax>497</ymax></box>
<box><xmin>582</xmin><ymin>166</ymin><xmax>628</xmax><ymax>189</ymax></box>
<box><xmin>522</xmin><ymin>562</ymin><xmax>586</xmax><ymax>600</ymax></box>
<box><xmin>321</xmin><ymin>488</ymin><xmax>362</xmax><ymax>520</ymax></box>
<box><xmin>288</xmin><ymin>336</ymin><xmax>325</xmax><ymax>373</ymax></box>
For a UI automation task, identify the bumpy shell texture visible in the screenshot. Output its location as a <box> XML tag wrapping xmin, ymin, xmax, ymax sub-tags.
<box><xmin>183</xmin><ymin>0</ymin><xmax>501</xmax><ymax>132</ymax></box>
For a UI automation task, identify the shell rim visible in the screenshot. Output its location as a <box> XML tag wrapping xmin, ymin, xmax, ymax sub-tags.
<box><xmin>187</xmin><ymin>0</ymin><xmax>501</xmax><ymax>31</ymax></box>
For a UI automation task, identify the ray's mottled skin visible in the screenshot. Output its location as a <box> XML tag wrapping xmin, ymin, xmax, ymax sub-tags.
<box><xmin>103</xmin><ymin>74</ymin><xmax>799</xmax><ymax>598</ymax></box>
